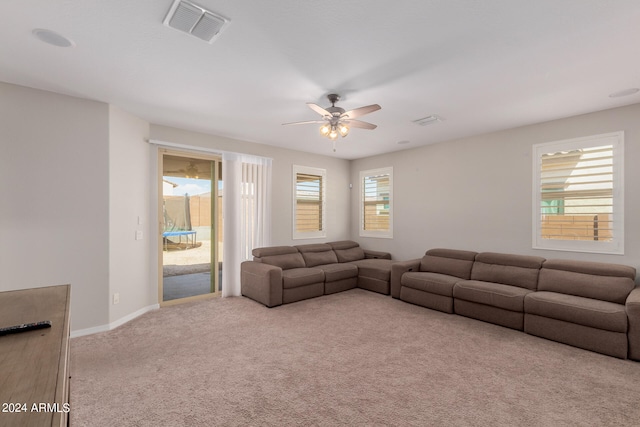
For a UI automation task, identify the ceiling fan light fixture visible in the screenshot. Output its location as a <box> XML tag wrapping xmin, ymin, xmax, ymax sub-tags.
<box><xmin>184</xmin><ymin>162</ymin><xmax>200</xmax><ymax>179</ymax></box>
<box><xmin>284</xmin><ymin>93</ymin><xmax>381</xmax><ymax>151</ymax></box>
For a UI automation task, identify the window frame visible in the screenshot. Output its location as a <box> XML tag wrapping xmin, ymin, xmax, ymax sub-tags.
<box><xmin>292</xmin><ymin>165</ymin><xmax>326</xmax><ymax>239</ymax></box>
<box><xmin>359</xmin><ymin>166</ymin><xmax>393</xmax><ymax>239</ymax></box>
<box><xmin>532</xmin><ymin>131</ymin><xmax>624</xmax><ymax>254</ymax></box>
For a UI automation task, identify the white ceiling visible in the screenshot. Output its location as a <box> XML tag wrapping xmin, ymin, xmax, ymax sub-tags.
<box><xmin>2</xmin><ymin>1</ymin><xmax>639</xmax><ymax>160</ymax></box>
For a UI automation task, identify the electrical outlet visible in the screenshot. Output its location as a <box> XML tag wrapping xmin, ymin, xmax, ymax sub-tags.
<box><xmin>113</xmin><ymin>293</ymin><xmax>120</xmax><ymax>304</ymax></box>
<box><xmin>135</xmin><ymin>230</ymin><xmax>143</xmax><ymax>240</ymax></box>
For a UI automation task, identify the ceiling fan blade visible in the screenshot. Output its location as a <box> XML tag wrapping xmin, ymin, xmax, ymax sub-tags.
<box><xmin>282</xmin><ymin>120</ymin><xmax>327</xmax><ymax>126</ymax></box>
<box><xmin>341</xmin><ymin>104</ymin><xmax>381</xmax><ymax>119</ymax></box>
<box><xmin>307</xmin><ymin>103</ymin><xmax>333</xmax><ymax>117</ymax></box>
<box><xmin>344</xmin><ymin>119</ymin><xmax>377</xmax><ymax>130</ymax></box>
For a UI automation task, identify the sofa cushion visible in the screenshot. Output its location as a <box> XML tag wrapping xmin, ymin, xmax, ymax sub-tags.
<box><xmin>252</xmin><ymin>246</ymin><xmax>306</xmax><ymax>270</ymax></box>
<box><xmin>261</xmin><ymin>253</ymin><xmax>306</xmax><ymax>270</ymax></box>
<box><xmin>471</xmin><ymin>252</ymin><xmax>545</xmax><ymax>290</ymax></box>
<box><xmin>328</xmin><ymin>240</ymin><xmax>366</xmax><ymax>262</ymax></box>
<box><xmin>420</xmin><ymin>248</ymin><xmax>477</xmax><ymax>279</ymax></box>
<box><xmin>363</xmin><ymin>249</ymin><xmax>392</xmax><ymax>259</ymax></box>
<box><xmin>295</xmin><ymin>243</ymin><xmax>339</xmax><ymax>267</ymax></box>
<box><xmin>543</xmin><ymin>258</ymin><xmax>636</xmax><ymax>279</ymax></box>
<box><xmin>315</xmin><ymin>263</ymin><xmax>358</xmax><ymax>282</ymax></box>
<box><xmin>252</xmin><ymin>246</ymin><xmax>297</xmax><ymax>258</ymax></box>
<box><xmin>453</xmin><ymin>280</ymin><xmax>533</xmax><ymax>312</ymax></box>
<box><xmin>538</xmin><ymin>259</ymin><xmax>636</xmax><ymax>304</ymax></box>
<box><xmin>401</xmin><ymin>272</ymin><xmax>460</xmax><ymax>297</ymax></box>
<box><xmin>525</xmin><ymin>291</ymin><xmax>627</xmax><ymax>333</ymax></box>
<box><xmin>282</xmin><ymin>268</ymin><xmax>324</xmax><ymax>289</ymax></box>
<box><xmin>349</xmin><ymin>258</ymin><xmax>393</xmax><ymax>281</ymax></box>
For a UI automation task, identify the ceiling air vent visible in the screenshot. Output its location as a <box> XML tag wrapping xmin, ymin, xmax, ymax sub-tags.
<box><xmin>164</xmin><ymin>0</ymin><xmax>229</xmax><ymax>43</ymax></box>
<box><xmin>413</xmin><ymin>115</ymin><xmax>444</xmax><ymax>126</ymax></box>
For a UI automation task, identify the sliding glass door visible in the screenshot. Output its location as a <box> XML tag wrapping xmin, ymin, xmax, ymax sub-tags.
<box><xmin>159</xmin><ymin>150</ymin><xmax>222</xmax><ymax>304</ymax></box>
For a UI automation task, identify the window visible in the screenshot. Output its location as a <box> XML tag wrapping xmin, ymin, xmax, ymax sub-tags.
<box><xmin>533</xmin><ymin>132</ymin><xmax>624</xmax><ymax>254</ymax></box>
<box><xmin>293</xmin><ymin>165</ymin><xmax>326</xmax><ymax>239</ymax></box>
<box><xmin>360</xmin><ymin>167</ymin><xmax>393</xmax><ymax>238</ymax></box>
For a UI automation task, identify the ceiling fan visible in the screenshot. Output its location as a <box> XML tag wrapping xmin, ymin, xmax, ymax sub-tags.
<box><xmin>283</xmin><ymin>94</ymin><xmax>381</xmax><ymax>151</ymax></box>
<box><xmin>165</xmin><ymin>161</ymin><xmax>202</xmax><ymax>179</ymax></box>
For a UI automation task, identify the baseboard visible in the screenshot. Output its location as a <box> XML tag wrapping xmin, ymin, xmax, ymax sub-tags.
<box><xmin>70</xmin><ymin>303</ymin><xmax>160</xmax><ymax>338</ymax></box>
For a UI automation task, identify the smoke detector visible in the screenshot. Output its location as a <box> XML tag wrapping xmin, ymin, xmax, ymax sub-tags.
<box><xmin>164</xmin><ymin>0</ymin><xmax>229</xmax><ymax>43</ymax></box>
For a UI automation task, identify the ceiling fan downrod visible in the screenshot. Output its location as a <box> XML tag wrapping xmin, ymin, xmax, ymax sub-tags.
<box><xmin>327</xmin><ymin>93</ymin><xmax>340</xmax><ymax>106</ymax></box>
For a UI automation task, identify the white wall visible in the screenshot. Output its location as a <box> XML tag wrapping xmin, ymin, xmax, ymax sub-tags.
<box><xmin>3</xmin><ymin>81</ymin><xmax>637</xmax><ymax>334</ymax></box>
<box><xmin>150</xmin><ymin>125</ymin><xmax>352</xmax><ymax>246</ymax></box>
<box><xmin>350</xmin><ymin>103</ymin><xmax>640</xmax><ymax>275</ymax></box>
<box><xmin>0</xmin><ymin>83</ymin><xmax>110</xmax><ymax>331</ymax></box>
<box><xmin>108</xmin><ymin>105</ymin><xmax>156</xmax><ymax>324</ymax></box>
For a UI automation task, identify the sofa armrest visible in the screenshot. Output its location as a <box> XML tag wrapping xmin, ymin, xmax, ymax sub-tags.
<box><xmin>390</xmin><ymin>259</ymin><xmax>421</xmax><ymax>299</ymax></box>
<box><xmin>626</xmin><ymin>286</ymin><xmax>640</xmax><ymax>360</ymax></box>
<box><xmin>241</xmin><ymin>261</ymin><xmax>283</xmax><ymax>307</ymax></box>
<box><xmin>364</xmin><ymin>249</ymin><xmax>392</xmax><ymax>260</ymax></box>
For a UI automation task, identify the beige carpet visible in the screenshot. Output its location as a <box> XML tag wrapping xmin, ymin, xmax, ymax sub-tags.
<box><xmin>71</xmin><ymin>289</ymin><xmax>640</xmax><ymax>426</ymax></box>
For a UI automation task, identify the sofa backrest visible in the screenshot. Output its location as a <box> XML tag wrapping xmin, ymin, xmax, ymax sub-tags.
<box><xmin>538</xmin><ymin>259</ymin><xmax>636</xmax><ymax>304</ymax></box>
<box><xmin>327</xmin><ymin>240</ymin><xmax>365</xmax><ymax>263</ymax></box>
<box><xmin>471</xmin><ymin>252</ymin><xmax>545</xmax><ymax>290</ymax></box>
<box><xmin>252</xmin><ymin>246</ymin><xmax>305</xmax><ymax>270</ymax></box>
<box><xmin>420</xmin><ymin>248</ymin><xmax>477</xmax><ymax>279</ymax></box>
<box><xmin>295</xmin><ymin>243</ymin><xmax>339</xmax><ymax>267</ymax></box>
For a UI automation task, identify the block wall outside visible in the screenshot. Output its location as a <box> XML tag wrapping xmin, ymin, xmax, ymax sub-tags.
<box><xmin>164</xmin><ymin>194</ymin><xmax>223</xmax><ymax>241</ymax></box>
<box><xmin>541</xmin><ymin>214</ymin><xmax>612</xmax><ymax>241</ymax></box>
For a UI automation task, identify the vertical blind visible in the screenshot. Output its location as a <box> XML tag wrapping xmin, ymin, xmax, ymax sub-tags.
<box><xmin>539</xmin><ymin>144</ymin><xmax>613</xmax><ymax>242</ymax></box>
<box><xmin>241</xmin><ymin>161</ymin><xmax>271</xmax><ymax>259</ymax></box>
<box><xmin>222</xmin><ymin>152</ymin><xmax>272</xmax><ymax>297</ymax></box>
<box><xmin>295</xmin><ymin>172</ymin><xmax>323</xmax><ymax>232</ymax></box>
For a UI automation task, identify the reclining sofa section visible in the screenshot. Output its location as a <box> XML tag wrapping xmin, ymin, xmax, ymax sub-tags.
<box><xmin>525</xmin><ymin>259</ymin><xmax>636</xmax><ymax>359</ymax></box>
<box><xmin>392</xmin><ymin>249</ymin><xmax>638</xmax><ymax>360</ymax></box>
<box><xmin>240</xmin><ymin>241</ymin><xmax>393</xmax><ymax>308</ymax></box>
<box><xmin>390</xmin><ymin>248</ymin><xmax>477</xmax><ymax>313</ymax></box>
<box><xmin>454</xmin><ymin>252</ymin><xmax>545</xmax><ymax>331</ymax></box>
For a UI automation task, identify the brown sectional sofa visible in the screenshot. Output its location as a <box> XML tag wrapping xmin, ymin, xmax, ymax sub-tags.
<box><xmin>240</xmin><ymin>240</ymin><xmax>393</xmax><ymax>307</ymax></box>
<box><xmin>243</xmin><ymin>242</ymin><xmax>639</xmax><ymax>360</ymax></box>
<box><xmin>392</xmin><ymin>249</ymin><xmax>639</xmax><ymax>360</ymax></box>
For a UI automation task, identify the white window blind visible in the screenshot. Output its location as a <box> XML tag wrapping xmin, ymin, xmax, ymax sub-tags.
<box><xmin>360</xmin><ymin>167</ymin><xmax>393</xmax><ymax>238</ymax></box>
<box><xmin>293</xmin><ymin>165</ymin><xmax>326</xmax><ymax>239</ymax></box>
<box><xmin>533</xmin><ymin>132</ymin><xmax>623</xmax><ymax>254</ymax></box>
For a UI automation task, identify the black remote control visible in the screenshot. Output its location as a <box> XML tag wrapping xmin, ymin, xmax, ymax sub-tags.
<box><xmin>0</xmin><ymin>320</ymin><xmax>52</xmax><ymax>336</ymax></box>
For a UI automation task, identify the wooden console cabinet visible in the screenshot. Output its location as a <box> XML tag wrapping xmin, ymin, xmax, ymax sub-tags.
<box><xmin>0</xmin><ymin>285</ymin><xmax>71</xmax><ymax>427</ymax></box>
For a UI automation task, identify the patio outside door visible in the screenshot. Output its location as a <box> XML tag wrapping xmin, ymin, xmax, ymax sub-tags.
<box><xmin>159</xmin><ymin>150</ymin><xmax>222</xmax><ymax>304</ymax></box>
